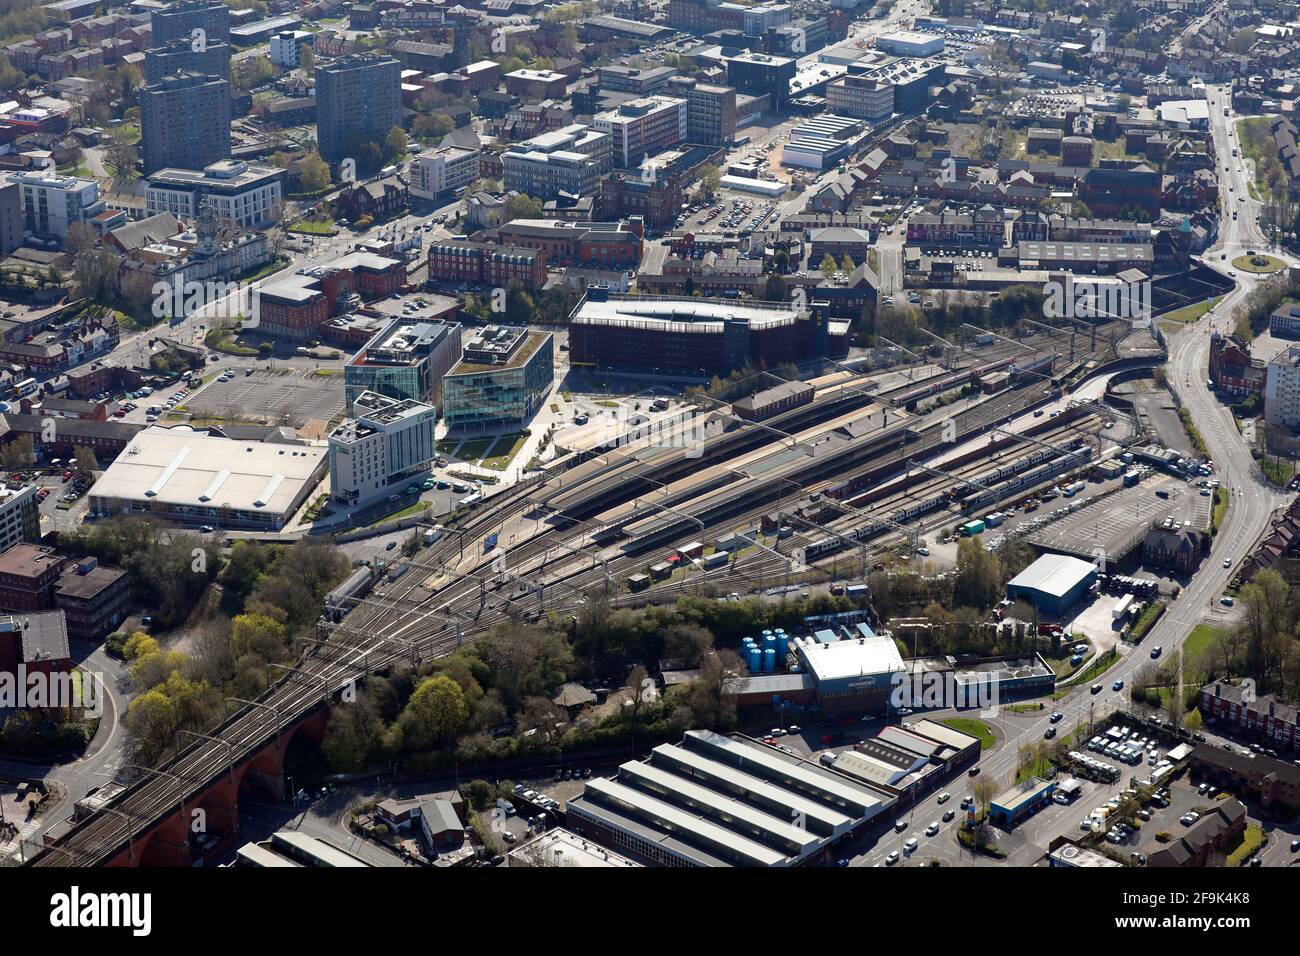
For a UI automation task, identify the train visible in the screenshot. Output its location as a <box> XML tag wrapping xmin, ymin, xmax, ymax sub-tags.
<box><xmin>958</xmin><ymin>451</ymin><xmax>1092</xmax><ymax>513</ymax></box>
<box><xmin>1009</xmin><ymin>353</ymin><xmax>1055</xmax><ymax>384</ymax></box>
<box><xmin>800</xmin><ymin>492</ymin><xmax>949</xmax><ymax>563</ymax></box>
<box><xmin>962</xmin><ymin>440</ymin><xmax>1085</xmax><ymax>490</ymax></box>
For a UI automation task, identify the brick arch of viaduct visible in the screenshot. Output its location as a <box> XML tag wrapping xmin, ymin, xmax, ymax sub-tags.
<box><xmin>105</xmin><ymin>707</ymin><xmax>329</xmax><ymax>867</ymax></box>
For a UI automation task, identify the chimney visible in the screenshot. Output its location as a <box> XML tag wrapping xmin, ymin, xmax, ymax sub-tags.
<box><xmin>1215</xmin><ymin>684</ymin><xmax>1221</xmax><ymax>698</ymax></box>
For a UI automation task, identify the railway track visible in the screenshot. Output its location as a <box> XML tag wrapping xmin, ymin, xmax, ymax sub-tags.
<box><xmin>32</xmin><ymin>350</ymin><xmax>1116</xmax><ymax>866</ymax></box>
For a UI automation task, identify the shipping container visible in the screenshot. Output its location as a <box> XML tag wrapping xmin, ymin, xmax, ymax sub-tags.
<box><xmin>961</xmin><ymin>519</ymin><xmax>986</xmax><ymax>537</ymax></box>
<box><xmin>714</xmin><ymin>534</ymin><xmax>742</xmax><ymax>553</ymax></box>
<box><xmin>678</xmin><ymin>541</ymin><xmax>705</xmax><ymax>561</ymax></box>
<box><xmin>423</xmin><ymin>526</ymin><xmax>444</xmax><ymax>546</ymax></box>
<box><xmin>984</xmin><ymin>512</ymin><xmax>1005</xmax><ymax>527</ymax></box>
<box><xmin>845</xmin><ymin>584</ymin><xmax>870</xmax><ymax>601</ymax></box>
<box><xmin>649</xmin><ymin>561</ymin><xmax>673</xmax><ymax>581</ymax></box>
<box><xmin>1122</xmin><ymin>470</ymin><xmax>1140</xmax><ymax>487</ymax></box>
<box><xmin>702</xmin><ymin>551</ymin><xmax>729</xmax><ymax>569</ymax></box>
<box><xmin>627</xmin><ymin>573</ymin><xmax>650</xmax><ymax>592</ymax></box>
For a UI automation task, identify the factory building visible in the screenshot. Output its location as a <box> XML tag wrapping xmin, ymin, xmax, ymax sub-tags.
<box><xmin>87</xmin><ymin>425</ymin><xmax>327</xmax><ymax>531</ymax></box>
<box><xmin>565</xmin><ymin>729</ymin><xmax>893</xmax><ymax>866</ymax></box>
<box><xmin>1006</xmin><ymin>552</ymin><xmax>1098</xmax><ymax>616</ymax></box>
<box><xmin>790</xmin><ymin>629</ymin><xmax>906</xmax><ymax>715</ymax></box>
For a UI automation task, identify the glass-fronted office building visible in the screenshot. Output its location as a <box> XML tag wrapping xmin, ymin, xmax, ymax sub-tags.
<box><xmin>443</xmin><ymin>326</ymin><xmax>554</xmax><ymax>433</ymax></box>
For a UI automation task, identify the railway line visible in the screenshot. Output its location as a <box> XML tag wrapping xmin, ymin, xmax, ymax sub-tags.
<box><xmin>31</xmin><ymin>331</ymin><xmax>1125</xmax><ymax>866</ymax></box>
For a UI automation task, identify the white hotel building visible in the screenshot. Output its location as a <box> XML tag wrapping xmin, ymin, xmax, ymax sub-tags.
<box><xmin>328</xmin><ymin>391</ymin><xmax>438</xmax><ymax>507</ymax></box>
<box><xmin>593</xmin><ymin>96</ymin><xmax>688</xmax><ymax>168</ymax></box>
<box><xmin>409</xmin><ymin>146</ymin><xmax>480</xmax><ymax>200</ymax></box>
<box><xmin>145</xmin><ymin>160</ymin><xmax>285</xmax><ymax>229</ymax></box>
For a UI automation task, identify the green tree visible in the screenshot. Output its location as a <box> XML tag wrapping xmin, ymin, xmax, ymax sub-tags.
<box><xmin>383</xmin><ymin>125</ymin><xmax>408</xmax><ymax>163</ymax></box>
<box><xmin>697</xmin><ymin>164</ymin><xmax>721</xmax><ymax>199</ymax></box>
<box><xmin>402</xmin><ymin>675</ymin><xmax>469</xmax><ymax>748</ymax></box>
<box><xmin>230</xmin><ymin>612</ymin><xmax>288</xmax><ymax>662</ymax></box>
<box><xmin>819</xmin><ymin>254</ymin><xmax>838</xmax><ymax>278</ymax></box>
<box><xmin>0</xmin><ymin>434</ymin><xmax>34</xmax><ymax>470</ymax></box>
<box><xmin>322</xmin><ymin>696</ymin><xmax>383</xmax><ymax>772</ymax></box>
<box><xmin>125</xmin><ymin>688</ymin><xmax>177</xmax><ymax>762</ymax></box>
<box><xmin>953</xmin><ymin>537</ymin><xmax>1001</xmax><ymax>611</ymax></box>
<box><xmin>504</xmin><ymin>193</ymin><xmax>543</xmax><ymax>222</ymax></box>
<box><xmin>298</xmin><ymin>152</ymin><xmax>331</xmax><ymax>192</ymax></box>
<box><xmin>72</xmin><ymin>445</ymin><xmax>98</xmax><ymax>476</ymax></box>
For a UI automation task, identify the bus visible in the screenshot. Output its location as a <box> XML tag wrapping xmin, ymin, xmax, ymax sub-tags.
<box><xmin>10</xmin><ymin>377</ymin><xmax>36</xmax><ymax>397</ymax></box>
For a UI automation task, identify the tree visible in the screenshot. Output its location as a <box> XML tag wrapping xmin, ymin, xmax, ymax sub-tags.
<box><xmin>504</xmin><ymin>193</ymin><xmax>543</xmax><ymax>223</ymax></box>
<box><xmin>383</xmin><ymin>125</ymin><xmax>408</xmax><ymax>164</ymax></box>
<box><xmin>72</xmin><ymin>445</ymin><xmax>98</xmax><ymax>476</ymax></box>
<box><xmin>234</xmin><ymin>54</ymin><xmax>274</xmax><ymax>91</ymax></box>
<box><xmin>953</xmin><ymin>537</ymin><xmax>1001</xmax><ymax>611</ymax></box>
<box><xmin>322</xmin><ymin>695</ymin><xmax>383</xmax><ymax>772</ymax></box>
<box><xmin>125</xmin><ymin>688</ymin><xmax>177</xmax><ymax>763</ymax></box>
<box><xmin>697</xmin><ymin>164</ymin><xmax>721</xmax><ymax>200</ymax></box>
<box><xmin>230</xmin><ymin>612</ymin><xmax>288</xmax><ymax>662</ymax></box>
<box><xmin>971</xmin><ymin>777</ymin><xmax>997</xmax><ymax>836</ymax></box>
<box><xmin>297</xmin><ymin>44</ymin><xmax>315</xmax><ymax>74</ymax></box>
<box><xmin>298</xmin><ymin>152</ymin><xmax>331</xmax><ymax>192</ymax></box>
<box><xmin>402</xmin><ymin>675</ymin><xmax>468</xmax><ymax>748</ymax></box>
<box><xmin>0</xmin><ymin>434</ymin><xmax>34</xmax><ymax>470</ymax></box>
<box><xmin>412</xmin><ymin>113</ymin><xmax>454</xmax><ymax>141</ymax></box>
<box><xmin>841</xmin><ymin>254</ymin><xmax>856</xmax><ymax>273</ymax></box>
<box><xmin>65</xmin><ymin>222</ymin><xmax>119</xmax><ymax>300</ymax></box>
<box><xmin>819</xmin><ymin>254</ymin><xmax>838</xmax><ymax>278</ymax></box>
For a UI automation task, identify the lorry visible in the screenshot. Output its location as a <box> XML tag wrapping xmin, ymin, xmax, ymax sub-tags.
<box><xmin>1112</xmin><ymin>593</ymin><xmax>1134</xmax><ymax>621</ymax></box>
<box><xmin>960</xmin><ymin>519</ymin><xmax>986</xmax><ymax>537</ymax></box>
<box><xmin>1062</xmin><ymin>480</ymin><xmax>1086</xmax><ymax>498</ymax></box>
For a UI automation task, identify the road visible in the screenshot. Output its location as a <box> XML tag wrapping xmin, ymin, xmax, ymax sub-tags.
<box><xmin>851</xmin><ymin>90</ymin><xmax>1295</xmax><ymax>866</ymax></box>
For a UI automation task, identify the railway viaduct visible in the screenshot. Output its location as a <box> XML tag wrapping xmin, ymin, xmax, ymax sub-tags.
<box><xmin>98</xmin><ymin>708</ymin><xmax>328</xmax><ymax>867</ymax></box>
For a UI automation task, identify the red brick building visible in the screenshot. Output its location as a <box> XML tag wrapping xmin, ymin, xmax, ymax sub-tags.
<box><xmin>1198</xmin><ymin>680</ymin><xmax>1297</xmax><ymax>750</ymax></box>
<box><xmin>494</xmin><ymin>219</ymin><xmax>642</xmax><ymax>269</ymax></box>
<box><xmin>0</xmin><ymin>611</ymin><xmax>71</xmax><ymax>680</ymax></box>
<box><xmin>1208</xmin><ymin>332</ymin><xmax>1265</xmax><ymax>397</ymax></box>
<box><xmin>426</xmin><ymin>240</ymin><xmax>548</xmax><ymax>290</ymax></box>
<box><xmin>0</xmin><ymin>544</ymin><xmax>67</xmax><ymax>613</ymax></box>
<box><xmin>256</xmin><ymin>280</ymin><xmax>332</xmax><ymax>341</ymax></box>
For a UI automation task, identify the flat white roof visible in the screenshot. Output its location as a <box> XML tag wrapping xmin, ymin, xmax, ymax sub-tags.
<box><xmin>510</xmin><ymin>829</ymin><xmax>641</xmax><ymax>867</ymax></box>
<box><xmin>793</xmin><ymin>634</ymin><xmax>906</xmax><ymax>684</ymax></box>
<box><xmin>89</xmin><ymin>426</ymin><xmax>326</xmax><ymax>517</ymax></box>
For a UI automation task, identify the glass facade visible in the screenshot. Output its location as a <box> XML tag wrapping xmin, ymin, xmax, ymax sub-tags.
<box><xmin>443</xmin><ymin>334</ymin><xmax>554</xmax><ymax>432</ymax></box>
